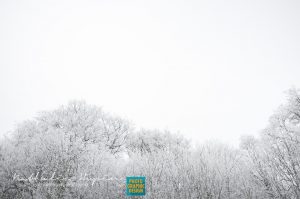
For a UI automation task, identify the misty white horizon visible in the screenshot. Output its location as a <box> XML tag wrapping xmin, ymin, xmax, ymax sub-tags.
<box><xmin>1</xmin><ymin>0</ymin><xmax>300</xmax><ymax>146</ymax></box>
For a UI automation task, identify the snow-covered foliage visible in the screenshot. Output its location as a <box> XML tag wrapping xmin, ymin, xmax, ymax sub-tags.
<box><xmin>1</xmin><ymin>89</ymin><xmax>300</xmax><ymax>198</ymax></box>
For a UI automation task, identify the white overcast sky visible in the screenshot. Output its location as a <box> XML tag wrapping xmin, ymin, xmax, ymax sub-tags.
<box><xmin>1</xmin><ymin>0</ymin><xmax>300</xmax><ymax>146</ymax></box>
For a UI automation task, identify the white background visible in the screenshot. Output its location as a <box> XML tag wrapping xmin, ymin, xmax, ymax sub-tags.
<box><xmin>1</xmin><ymin>0</ymin><xmax>300</xmax><ymax>146</ymax></box>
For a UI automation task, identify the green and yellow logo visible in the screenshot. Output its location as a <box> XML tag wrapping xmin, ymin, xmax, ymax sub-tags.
<box><xmin>126</xmin><ymin>176</ymin><xmax>146</xmax><ymax>196</ymax></box>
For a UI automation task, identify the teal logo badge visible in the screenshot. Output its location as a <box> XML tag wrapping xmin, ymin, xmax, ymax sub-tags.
<box><xmin>126</xmin><ymin>176</ymin><xmax>146</xmax><ymax>196</ymax></box>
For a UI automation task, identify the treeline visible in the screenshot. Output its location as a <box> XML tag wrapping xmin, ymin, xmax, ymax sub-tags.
<box><xmin>0</xmin><ymin>89</ymin><xmax>300</xmax><ymax>198</ymax></box>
